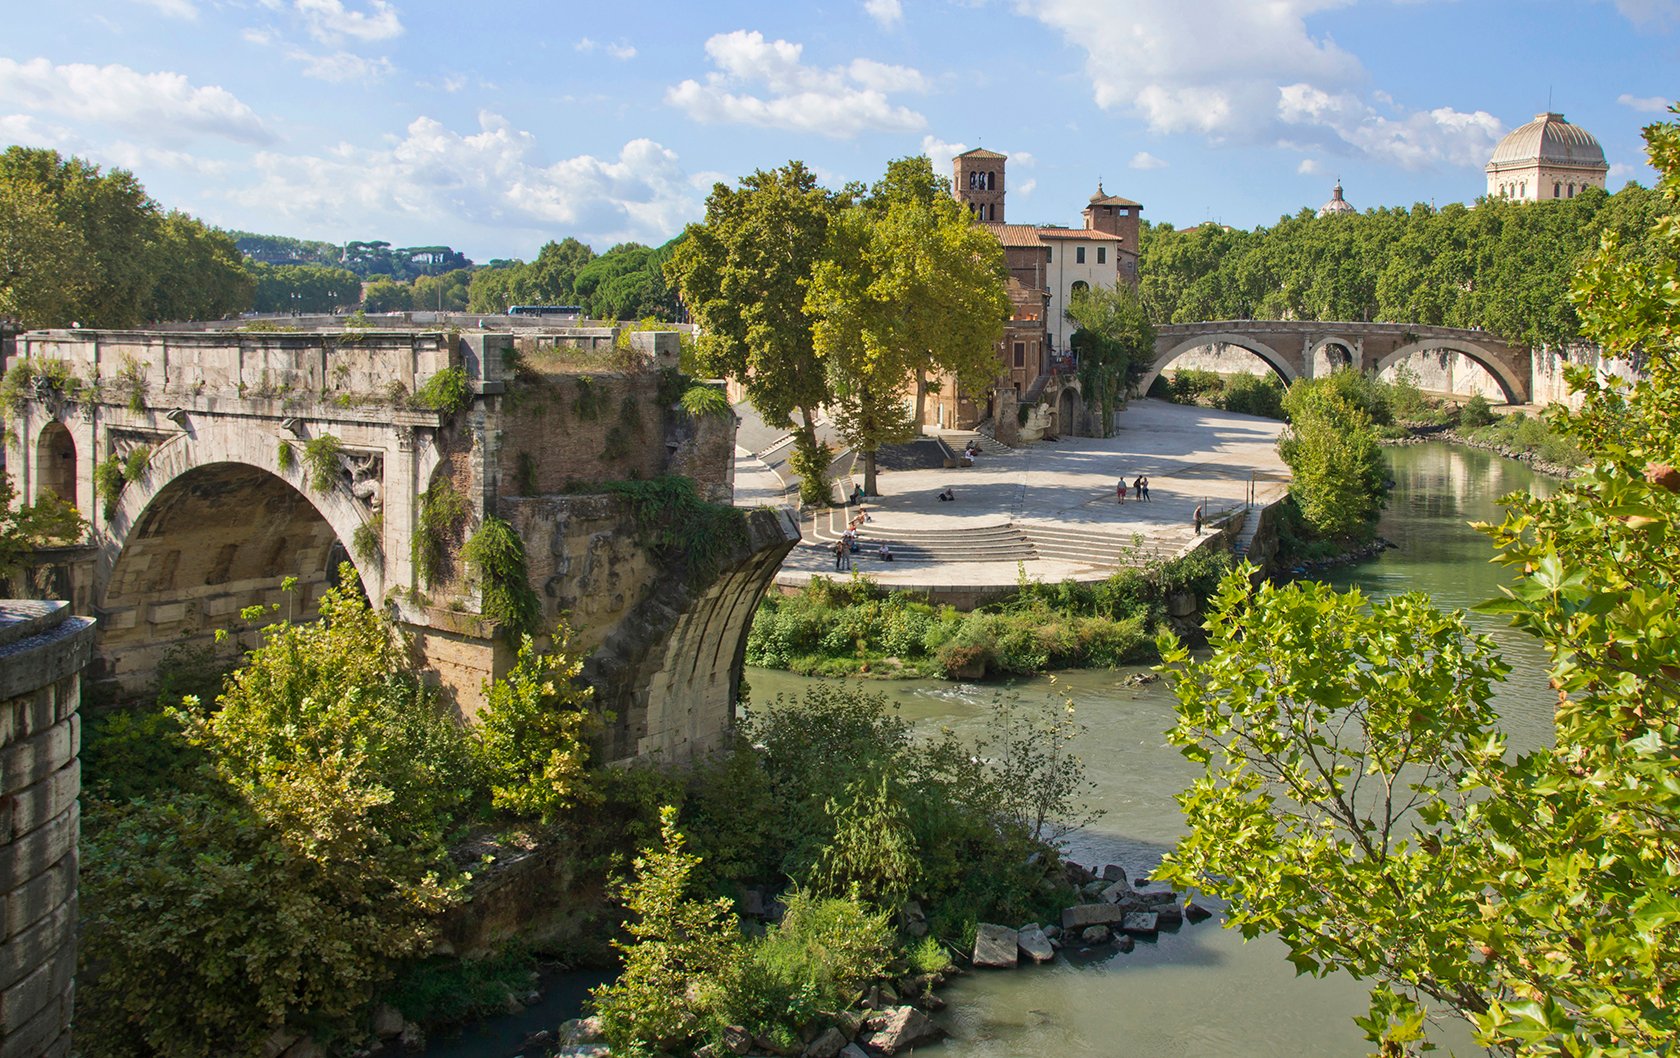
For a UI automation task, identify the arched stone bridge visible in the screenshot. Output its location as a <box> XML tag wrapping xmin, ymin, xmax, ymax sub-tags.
<box><xmin>4</xmin><ymin>327</ymin><xmax>798</xmax><ymax>763</ymax></box>
<box><xmin>1143</xmin><ymin>321</ymin><xmax>1533</xmax><ymax>404</ymax></box>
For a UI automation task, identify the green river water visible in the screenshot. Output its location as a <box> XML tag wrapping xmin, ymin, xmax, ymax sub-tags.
<box><xmin>428</xmin><ymin>441</ymin><xmax>1558</xmax><ymax>1057</ymax></box>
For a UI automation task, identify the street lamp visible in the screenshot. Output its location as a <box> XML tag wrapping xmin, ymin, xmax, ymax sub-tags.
<box><xmin>290</xmin><ymin>292</ymin><xmax>301</xmax><ymax>317</ymax></box>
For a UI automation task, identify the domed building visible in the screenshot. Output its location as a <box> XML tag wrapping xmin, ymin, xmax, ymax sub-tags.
<box><xmin>1485</xmin><ymin>112</ymin><xmax>1608</xmax><ymax>202</ymax></box>
<box><xmin>1317</xmin><ymin>181</ymin><xmax>1355</xmax><ymax>217</ymax></box>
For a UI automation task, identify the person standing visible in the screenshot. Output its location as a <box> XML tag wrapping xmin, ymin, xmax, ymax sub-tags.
<box><xmin>1135</xmin><ymin>475</ymin><xmax>1150</xmax><ymax>501</ymax></box>
<box><xmin>1193</xmin><ymin>503</ymin><xmax>1204</xmax><ymax>535</ymax></box>
<box><xmin>1117</xmin><ymin>479</ymin><xmax>1127</xmax><ymax>504</ymax></box>
<box><xmin>834</xmin><ymin>538</ymin><xmax>850</xmax><ymax>570</ymax></box>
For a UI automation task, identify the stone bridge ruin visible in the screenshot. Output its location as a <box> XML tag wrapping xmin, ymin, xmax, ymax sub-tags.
<box><xmin>3</xmin><ymin>327</ymin><xmax>798</xmax><ymax>763</ymax></box>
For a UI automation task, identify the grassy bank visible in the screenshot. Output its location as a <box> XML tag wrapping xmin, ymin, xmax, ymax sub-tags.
<box><xmin>746</xmin><ymin>549</ymin><xmax>1231</xmax><ymax>679</ymax></box>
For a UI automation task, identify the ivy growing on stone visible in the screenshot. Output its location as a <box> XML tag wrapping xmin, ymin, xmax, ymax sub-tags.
<box><xmin>411</xmin><ymin>367</ymin><xmax>470</xmax><ymax>416</ymax></box>
<box><xmin>412</xmin><ymin>476</ymin><xmax>468</xmax><ymax>589</ymax></box>
<box><xmin>604</xmin><ymin>475</ymin><xmax>747</xmax><ymax>587</ymax></box>
<box><xmin>302</xmin><ymin>434</ymin><xmax>343</xmax><ymax>494</ymax></box>
<box><xmin>460</xmin><ymin>514</ymin><xmax>540</xmax><ymax>639</ymax></box>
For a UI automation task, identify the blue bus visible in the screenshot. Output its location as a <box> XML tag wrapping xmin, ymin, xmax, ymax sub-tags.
<box><xmin>506</xmin><ymin>305</ymin><xmax>582</xmax><ymax>317</ymax></box>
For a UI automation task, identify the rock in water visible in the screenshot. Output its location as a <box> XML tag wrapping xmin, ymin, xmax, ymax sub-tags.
<box><xmin>805</xmin><ymin>1026</ymin><xmax>848</xmax><ymax>1058</ymax></box>
<box><xmin>1119</xmin><ymin>912</ymin><xmax>1160</xmax><ymax>938</ymax></box>
<box><xmin>972</xmin><ymin>922</ymin><xmax>1019</xmax><ymax>967</ymax></box>
<box><xmin>1061</xmin><ymin>903</ymin><xmax>1128</xmax><ymax>930</ymax></box>
<box><xmin>858</xmin><ymin>1006</ymin><xmax>944</xmax><ymax>1054</ymax></box>
<box><xmin>1017</xmin><ymin>925</ymin><xmax>1055</xmax><ymax>963</ymax></box>
<box><xmin>1080</xmin><ymin>925</ymin><xmax>1111</xmax><ymax>944</ymax></box>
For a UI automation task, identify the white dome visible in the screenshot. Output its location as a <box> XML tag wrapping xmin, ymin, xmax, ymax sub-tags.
<box><xmin>1487</xmin><ymin>113</ymin><xmax>1607</xmax><ymax>172</ymax></box>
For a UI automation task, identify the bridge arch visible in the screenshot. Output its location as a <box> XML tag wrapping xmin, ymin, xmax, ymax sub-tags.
<box><xmin>1140</xmin><ymin>332</ymin><xmax>1298</xmax><ymax>396</ymax></box>
<box><xmin>1374</xmin><ymin>339</ymin><xmax>1525</xmax><ymax>404</ymax></box>
<box><xmin>1308</xmin><ymin>337</ymin><xmax>1358</xmax><ymax>377</ymax></box>
<box><xmin>95</xmin><ymin>419</ymin><xmax>386</xmax><ymax>689</ymax></box>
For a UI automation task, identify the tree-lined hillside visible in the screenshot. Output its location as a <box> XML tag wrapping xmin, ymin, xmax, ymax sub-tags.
<box><xmin>1138</xmin><ymin>183</ymin><xmax>1664</xmax><ymax>348</ymax></box>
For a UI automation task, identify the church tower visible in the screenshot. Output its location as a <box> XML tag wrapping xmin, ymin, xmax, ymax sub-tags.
<box><xmin>952</xmin><ymin>148</ymin><xmax>1007</xmax><ymax>223</ymax></box>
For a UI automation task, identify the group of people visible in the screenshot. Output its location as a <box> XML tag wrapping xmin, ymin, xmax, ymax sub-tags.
<box><xmin>833</xmin><ymin>509</ymin><xmax>891</xmax><ymax>569</ymax></box>
<box><xmin>1116</xmin><ymin>474</ymin><xmax>1151</xmax><ymax>504</ymax></box>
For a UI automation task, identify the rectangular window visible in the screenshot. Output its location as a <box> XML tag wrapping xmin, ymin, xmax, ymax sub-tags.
<box><xmin>1046</xmin><ymin>246</ymin><xmax>1052</xmax><ymax>262</ymax></box>
<box><xmin>1097</xmin><ymin>247</ymin><xmax>1107</xmax><ymax>264</ymax></box>
<box><xmin>1076</xmin><ymin>246</ymin><xmax>1086</xmax><ymax>264</ymax></box>
<box><xmin>1013</xmin><ymin>342</ymin><xmax>1025</xmax><ymax>368</ymax></box>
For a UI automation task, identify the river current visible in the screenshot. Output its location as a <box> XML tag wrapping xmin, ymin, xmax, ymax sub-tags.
<box><xmin>428</xmin><ymin>441</ymin><xmax>1557</xmax><ymax>1057</ymax></box>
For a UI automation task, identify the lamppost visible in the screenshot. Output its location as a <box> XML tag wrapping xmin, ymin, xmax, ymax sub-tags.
<box><xmin>290</xmin><ymin>292</ymin><xmax>301</xmax><ymax>317</ymax></box>
<box><xmin>327</xmin><ymin>290</ymin><xmax>337</xmax><ymax>317</ymax></box>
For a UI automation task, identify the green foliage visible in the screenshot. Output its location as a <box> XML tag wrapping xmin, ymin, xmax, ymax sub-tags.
<box><xmin>746</xmin><ymin>553</ymin><xmax>1227</xmax><ymax>677</ymax></box>
<box><xmin>276</xmin><ymin>439</ymin><xmax>295</xmax><ymax>472</ymax></box>
<box><xmin>1463</xmin><ymin>410</ymin><xmax>1585</xmax><ymax>468</ymax></box>
<box><xmin>382</xmin><ymin>947</ymin><xmax>537</xmax><ymax>1027</ymax></box>
<box><xmin>247</xmin><ymin>261</ymin><xmax>359</xmax><ymax>314</ymax></box>
<box><xmin>1155</xmin><ymin>110</ymin><xmax>1680</xmax><ymax>1058</ymax></box>
<box><xmin>809</xmin><ymin>774</ymin><xmax>920</xmax><ymax>906</ymax></box>
<box><xmin>1458</xmin><ymin>393</ymin><xmax>1495</xmax><ymax>428</ymax></box>
<box><xmin>679</xmin><ymin>382</ymin><xmax>732</xmax><ymax>417</ymax></box>
<box><xmin>605</xmin><ymin>475</ymin><xmax>748</xmax><ymax>586</ymax></box>
<box><xmin>1158</xmin><ymin>573</ymin><xmax>1509</xmax><ymax>1055</ymax></box>
<box><xmin>787</xmin><ymin>433</ymin><xmax>833</xmax><ymax>506</ymax></box>
<box><xmin>118</xmin><ymin>354</ymin><xmax>148</xmax><ymax>413</ymax></box>
<box><xmin>1278</xmin><ymin>374</ymin><xmax>1388</xmax><ymax>541</ymax></box>
<box><xmin>78</xmin><ymin>581</ymin><xmax>476</xmax><ymax>1057</ymax></box>
<box><xmin>666</xmin><ymin>162</ymin><xmax>835</xmax><ymax>505</ymax></box>
<box><xmin>0</xmin><ymin>472</ymin><xmax>87</xmax><ymax>575</ymax></box>
<box><xmin>591</xmin><ymin>806</ymin><xmax>746</xmax><ymax>1058</ymax></box>
<box><xmin>1218</xmin><ymin>372</ymin><xmax>1286</xmax><ymax>419</ymax></box>
<box><xmin>1066</xmin><ymin>282</ymin><xmax>1156</xmax><ymax>434</ymax></box>
<box><xmin>412</xmin><ymin>366</ymin><xmax>471</xmax><ymax>415</ymax></box>
<box><xmin>80</xmin><ymin>704</ymin><xmax>208</xmax><ymax>804</ymax></box>
<box><xmin>353</xmin><ymin>511</ymin><xmax>383</xmax><ymax>564</ymax></box>
<box><xmin>460</xmin><ymin>515</ymin><xmax>541</xmax><ymax>639</ymax></box>
<box><xmin>572</xmin><ymin>374</ymin><xmax>603</xmax><ymax>418</ymax></box>
<box><xmin>303</xmin><ymin>433</ymin><xmax>343</xmax><ymax>493</ymax></box>
<box><xmin>726</xmin><ymin>890</ymin><xmax>893</xmax><ymax>1036</ymax></box>
<box><xmin>2</xmin><ymin>356</ymin><xmax>81</xmax><ymax>422</ymax></box>
<box><xmin>94</xmin><ymin>458</ymin><xmax>124</xmax><ymax>519</ymax></box>
<box><xmin>413</xmin><ymin>476</ymin><xmax>468</xmax><ymax>588</ymax></box>
<box><xmin>473</xmin><ymin>626</ymin><xmax>596</xmax><ymax>822</ymax></box>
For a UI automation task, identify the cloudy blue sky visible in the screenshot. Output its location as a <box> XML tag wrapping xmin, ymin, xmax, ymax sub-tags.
<box><xmin>3</xmin><ymin>0</ymin><xmax>1674</xmax><ymax>261</ymax></box>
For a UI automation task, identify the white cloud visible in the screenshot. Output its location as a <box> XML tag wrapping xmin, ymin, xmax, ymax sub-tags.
<box><xmin>576</xmin><ymin>37</ymin><xmax>637</xmax><ymax>60</ymax></box>
<box><xmin>1129</xmin><ymin>151</ymin><xmax>1168</xmax><ymax>169</ymax></box>
<box><xmin>1298</xmin><ymin>157</ymin><xmax>1322</xmax><ymax>174</ymax></box>
<box><xmin>442</xmin><ymin>74</ymin><xmax>467</xmax><ymax>92</ymax></box>
<box><xmin>1009</xmin><ymin>149</ymin><xmax>1035</xmax><ymax>167</ymax></box>
<box><xmin>666</xmin><ymin>30</ymin><xmax>927</xmax><ymax>137</ymax></box>
<box><xmin>0</xmin><ymin>113</ymin><xmax>74</xmax><ymax>148</ymax></box>
<box><xmin>0</xmin><ymin>58</ymin><xmax>273</xmax><ymax>145</ymax></box>
<box><xmin>134</xmin><ymin>0</ymin><xmax>198</xmax><ymax>20</ymax></box>
<box><xmin>1618</xmin><ymin>92</ymin><xmax>1673</xmax><ymax>113</ymax></box>
<box><xmin>1020</xmin><ymin>0</ymin><xmax>1498</xmax><ymax>168</ymax></box>
<box><xmin>243</xmin><ymin>27</ymin><xmax>275</xmax><ymax>44</ymax></box>
<box><xmin>292</xmin><ymin>0</ymin><xmax>402</xmax><ymax>44</ymax></box>
<box><xmin>1014</xmin><ymin>177</ymin><xmax>1037</xmax><ymax>196</ymax></box>
<box><xmin>1277</xmin><ymin>83</ymin><xmax>1503</xmax><ymax>169</ymax></box>
<box><xmin>920</xmin><ymin>135</ymin><xmax>967</xmax><ymax>177</ymax></box>
<box><xmin>226</xmin><ymin>113</ymin><xmax>703</xmax><ymax>249</ymax></box>
<box><xmin>1607</xmin><ymin>161</ymin><xmax>1638</xmax><ymax>184</ymax></box>
<box><xmin>864</xmin><ymin>0</ymin><xmax>903</xmax><ymax>27</ymax></box>
<box><xmin>289</xmin><ymin>49</ymin><xmax>394</xmax><ymax>82</ymax></box>
<box><xmin>1608</xmin><ymin>0</ymin><xmax>1680</xmax><ymax>25</ymax></box>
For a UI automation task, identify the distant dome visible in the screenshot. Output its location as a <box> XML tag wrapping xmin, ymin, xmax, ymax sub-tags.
<box><xmin>1487</xmin><ymin>113</ymin><xmax>1607</xmax><ymax>171</ymax></box>
<box><xmin>1317</xmin><ymin>182</ymin><xmax>1355</xmax><ymax>217</ymax></box>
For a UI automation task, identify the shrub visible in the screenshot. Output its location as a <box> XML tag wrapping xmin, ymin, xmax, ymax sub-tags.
<box><xmin>412</xmin><ymin>367</ymin><xmax>471</xmax><ymax>415</ymax></box>
<box><xmin>1219</xmin><ymin>373</ymin><xmax>1285</xmax><ymax>419</ymax></box>
<box><xmin>383</xmin><ymin>947</ymin><xmax>536</xmax><ymax>1027</ymax></box>
<box><xmin>352</xmin><ymin>512</ymin><xmax>383</xmax><ymax>564</ymax></box>
<box><xmin>473</xmin><ymin>627</ymin><xmax>597</xmax><ymax>823</ymax></box>
<box><xmin>303</xmin><ymin>434</ymin><xmax>343</xmax><ymax>493</ymax></box>
<box><xmin>727</xmin><ymin>891</ymin><xmax>893</xmax><ymax>1037</ymax></box>
<box><xmin>1458</xmin><ymin>393</ymin><xmax>1495</xmax><ymax>428</ymax></box>
<box><xmin>413</xmin><ymin>476</ymin><xmax>468</xmax><ymax>588</ymax></box>
<box><xmin>461</xmin><ymin>515</ymin><xmax>541</xmax><ymax>638</ymax></box>
<box><xmin>679</xmin><ymin>383</ymin><xmax>731</xmax><ymax>417</ymax></box>
<box><xmin>809</xmin><ymin>773</ymin><xmax>920</xmax><ymax>907</ymax></box>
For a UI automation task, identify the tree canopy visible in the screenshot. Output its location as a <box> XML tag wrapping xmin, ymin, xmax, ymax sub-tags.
<box><xmin>1066</xmin><ymin>282</ymin><xmax>1156</xmax><ymax>437</ymax></box>
<box><xmin>1157</xmin><ymin>108</ymin><xmax>1680</xmax><ymax>1057</ymax></box>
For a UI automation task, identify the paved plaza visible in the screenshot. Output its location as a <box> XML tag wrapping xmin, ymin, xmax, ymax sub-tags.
<box><xmin>733</xmin><ymin>399</ymin><xmax>1291</xmax><ymax>592</ymax></box>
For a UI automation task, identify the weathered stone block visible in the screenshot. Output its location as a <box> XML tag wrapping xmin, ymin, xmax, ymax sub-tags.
<box><xmin>0</xmin><ymin>802</ymin><xmax>76</xmax><ymax>894</ymax></box>
<box><xmin>1017</xmin><ymin>925</ymin><xmax>1055</xmax><ymax>963</ymax></box>
<box><xmin>0</xmin><ymin>899</ymin><xmax>71</xmax><ymax>993</ymax></box>
<box><xmin>1118</xmin><ymin>912</ymin><xmax>1160</xmax><ymax>937</ymax></box>
<box><xmin>0</xmin><ymin>718</ymin><xmax>72</xmax><ymax>797</ymax></box>
<box><xmin>3</xmin><ymin>852</ymin><xmax>72</xmax><ymax>939</ymax></box>
<box><xmin>1060</xmin><ymin>903</ymin><xmax>1128</xmax><ymax>931</ymax></box>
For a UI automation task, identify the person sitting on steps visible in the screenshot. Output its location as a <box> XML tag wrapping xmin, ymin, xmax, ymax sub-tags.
<box><xmin>850</xmin><ymin>483</ymin><xmax>865</xmax><ymax>505</ymax></box>
<box><xmin>938</xmin><ymin>487</ymin><xmax>955</xmax><ymax>502</ymax></box>
<box><xmin>877</xmin><ymin>542</ymin><xmax>893</xmax><ymax>561</ymax></box>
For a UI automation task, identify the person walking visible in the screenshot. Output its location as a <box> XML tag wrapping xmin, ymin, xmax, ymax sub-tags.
<box><xmin>833</xmin><ymin>538</ymin><xmax>850</xmax><ymax>570</ymax></box>
<box><xmin>1193</xmin><ymin>503</ymin><xmax>1204</xmax><ymax>535</ymax></box>
<box><xmin>1116</xmin><ymin>479</ymin><xmax>1127</xmax><ymax>504</ymax></box>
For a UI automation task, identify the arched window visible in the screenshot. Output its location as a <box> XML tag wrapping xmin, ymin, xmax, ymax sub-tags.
<box><xmin>1554</xmin><ymin>182</ymin><xmax>1561</xmax><ymax>198</ymax></box>
<box><xmin>35</xmin><ymin>422</ymin><xmax>77</xmax><ymax>504</ymax></box>
<box><xmin>986</xmin><ymin>171</ymin><xmax>995</xmax><ymax>190</ymax></box>
<box><xmin>1070</xmin><ymin>280</ymin><xmax>1089</xmax><ymax>297</ymax></box>
<box><xmin>1567</xmin><ymin>183</ymin><xmax>1575</xmax><ymax>197</ymax></box>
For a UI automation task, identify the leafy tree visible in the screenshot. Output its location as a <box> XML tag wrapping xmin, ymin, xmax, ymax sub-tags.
<box><xmin>1066</xmin><ymin>281</ymin><xmax>1156</xmax><ymax>436</ymax></box>
<box><xmin>145</xmin><ymin>212</ymin><xmax>253</xmax><ymax>322</ymax></box>
<box><xmin>1278</xmin><ymin>374</ymin><xmax>1389</xmax><ymax>539</ymax></box>
<box><xmin>592</xmin><ymin>806</ymin><xmax>746</xmax><ymax>1058</ymax></box>
<box><xmin>1158</xmin><ymin>108</ymin><xmax>1680</xmax><ymax>1057</ymax></box>
<box><xmin>666</xmin><ymin>162</ymin><xmax>837</xmax><ymax>504</ymax></box>
<box><xmin>363</xmin><ymin>277</ymin><xmax>413</xmax><ymax>313</ymax></box>
<box><xmin>472</xmin><ymin>627</ymin><xmax>597</xmax><ymax>822</ymax></box>
<box><xmin>412</xmin><ymin>267</ymin><xmax>472</xmax><ymax>312</ymax></box>
<box><xmin>807</xmin><ymin>156</ymin><xmax>1009</xmax><ymax>495</ymax></box>
<box><xmin>0</xmin><ymin>178</ymin><xmax>95</xmax><ymax>326</ymax></box>
<box><xmin>249</xmin><ymin>262</ymin><xmax>360</xmax><ymax>314</ymax></box>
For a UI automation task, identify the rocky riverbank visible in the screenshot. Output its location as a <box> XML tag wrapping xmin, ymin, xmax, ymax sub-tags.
<box><xmin>1382</xmin><ymin>429</ymin><xmax>1576</xmax><ymax>479</ymax></box>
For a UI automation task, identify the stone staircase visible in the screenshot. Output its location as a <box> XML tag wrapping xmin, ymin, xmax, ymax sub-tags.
<box><xmin>944</xmin><ymin>429</ymin><xmax>1014</xmax><ymax>457</ymax></box>
<box><xmin>1018</xmin><ymin>523</ymin><xmax>1184</xmax><ymax>566</ymax></box>
<box><xmin>808</xmin><ymin>518</ymin><xmax>1035</xmax><ymax>564</ymax></box>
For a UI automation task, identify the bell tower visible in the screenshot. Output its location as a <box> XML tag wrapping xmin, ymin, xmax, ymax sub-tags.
<box><xmin>952</xmin><ymin>148</ymin><xmax>1007</xmax><ymax>223</ymax></box>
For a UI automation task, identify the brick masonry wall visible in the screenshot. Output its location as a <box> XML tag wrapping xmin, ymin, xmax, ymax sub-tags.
<box><xmin>0</xmin><ymin>601</ymin><xmax>95</xmax><ymax>1058</ymax></box>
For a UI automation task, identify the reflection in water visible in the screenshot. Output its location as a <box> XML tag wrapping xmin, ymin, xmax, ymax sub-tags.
<box><xmin>748</xmin><ymin>443</ymin><xmax>1557</xmax><ymax>1057</ymax></box>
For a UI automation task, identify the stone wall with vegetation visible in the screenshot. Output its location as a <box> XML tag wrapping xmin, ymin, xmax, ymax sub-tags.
<box><xmin>0</xmin><ymin>600</ymin><xmax>94</xmax><ymax>1058</ymax></box>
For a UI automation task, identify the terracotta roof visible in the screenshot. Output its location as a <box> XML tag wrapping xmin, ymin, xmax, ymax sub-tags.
<box><xmin>983</xmin><ymin>223</ymin><xmax>1048</xmax><ymax>248</ymax></box>
<box><xmin>1036</xmin><ymin>227</ymin><xmax>1126</xmax><ymax>241</ymax></box>
<box><xmin>1088</xmin><ymin>193</ymin><xmax>1143</xmax><ymax>208</ymax></box>
<box><xmin>956</xmin><ymin>148</ymin><xmax>1008</xmax><ymax>159</ymax></box>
